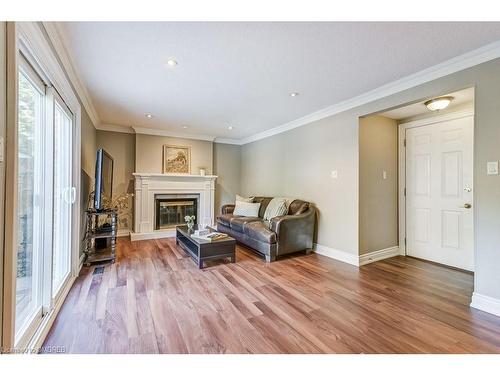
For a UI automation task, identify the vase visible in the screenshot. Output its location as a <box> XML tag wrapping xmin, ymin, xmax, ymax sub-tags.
<box><xmin>187</xmin><ymin>222</ymin><xmax>194</xmax><ymax>230</ymax></box>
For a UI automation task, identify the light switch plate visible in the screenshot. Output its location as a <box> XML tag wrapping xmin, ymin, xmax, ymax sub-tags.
<box><xmin>487</xmin><ymin>161</ymin><xmax>498</xmax><ymax>175</ymax></box>
<box><xmin>382</xmin><ymin>170</ymin><xmax>387</xmax><ymax>180</ymax></box>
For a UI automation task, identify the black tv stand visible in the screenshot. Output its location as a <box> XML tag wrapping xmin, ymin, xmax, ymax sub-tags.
<box><xmin>84</xmin><ymin>208</ymin><xmax>117</xmax><ymax>266</ymax></box>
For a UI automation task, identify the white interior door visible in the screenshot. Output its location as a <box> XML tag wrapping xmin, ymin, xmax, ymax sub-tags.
<box><xmin>405</xmin><ymin>115</ymin><xmax>474</xmax><ymax>271</ymax></box>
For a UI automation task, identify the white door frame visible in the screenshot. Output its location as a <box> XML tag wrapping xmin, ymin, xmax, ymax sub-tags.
<box><xmin>398</xmin><ymin>108</ymin><xmax>475</xmax><ymax>261</ymax></box>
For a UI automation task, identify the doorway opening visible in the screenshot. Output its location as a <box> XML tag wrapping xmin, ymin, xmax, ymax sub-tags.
<box><xmin>359</xmin><ymin>87</ymin><xmax>475</xmax><ymax>272</ymax></box>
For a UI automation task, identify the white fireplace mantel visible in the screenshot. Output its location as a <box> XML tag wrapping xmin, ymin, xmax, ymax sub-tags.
<box><xmin>131</xmin><ymin>173</ymin><xmax>217</xmax><ymax>241</ymax></box>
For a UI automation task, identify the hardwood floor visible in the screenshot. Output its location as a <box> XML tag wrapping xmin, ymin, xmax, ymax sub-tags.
<box><xmin>43</xmin><ymin>237</ymin><xmax>500</xmax><ymax>353</ymax></box>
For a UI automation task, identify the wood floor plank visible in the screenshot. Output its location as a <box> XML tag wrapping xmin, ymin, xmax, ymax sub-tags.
<box><xmin>43</xmin><ymin>238</ymin><xmax>500</xmax><ymax>353</ymax></box>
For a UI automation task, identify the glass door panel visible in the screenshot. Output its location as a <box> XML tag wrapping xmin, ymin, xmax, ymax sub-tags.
<box><xmin>13</xmin><ymin>53</ymin><xmax>77</xmax><ymax>347</ymax></box>
<box><xmin>52</xmin><ymin>99</ymin><xmax>73</xmax><ymax>296</ymax></box>
<box><xmin>15</xmin><ymin>69</ymin><xmax>44</xmax><ymax>342</ymax></box>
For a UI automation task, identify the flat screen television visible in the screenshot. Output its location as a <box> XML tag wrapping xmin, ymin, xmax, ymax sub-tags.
<box><xmin>94</xmin><ymin>148</ymin><xmax>114</xmax><ymax>211</ymax></box>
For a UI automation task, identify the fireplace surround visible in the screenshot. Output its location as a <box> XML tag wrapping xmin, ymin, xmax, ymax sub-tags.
<box><xmin>131</xmin><ymin>173</ymin><xmax>217</xmax><ymax>241</ymax></box>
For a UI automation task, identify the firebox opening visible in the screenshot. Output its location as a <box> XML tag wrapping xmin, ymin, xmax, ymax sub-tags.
<box><xmin>155</xmin><ymin>195</ymin><xmax>199</xmax><ymax>230</ymax></box>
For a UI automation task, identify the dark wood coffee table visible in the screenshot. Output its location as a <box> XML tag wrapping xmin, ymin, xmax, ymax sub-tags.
<box><xmin>175</xmin><ymin>225</ymin><xmax>236</xmax><ymax>269</ymax></box>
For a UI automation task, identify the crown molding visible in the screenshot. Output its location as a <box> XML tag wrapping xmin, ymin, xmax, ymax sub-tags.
<box><xmin>97</xmin><ymin>123</ymin><xmax>135</xmax><ymax>134</ymax></box>
<box><xmin>240</xmin><ymin>39</ymin><xmax>500</xmax><ymax>145</ymax></box>
<box><xmin>214</xmin><ymin>137</ymin><xmax>243</xmax><ymax>145</ymax></box>
<box><xmin>132</xmin><ymin>126</ymin><xmax>216</xmax><ymax>142</ymax></box>
<box><xmin>98</xmin><ymin>123</ymin><xmax>244</xmax><ymax>144</ymax></box>
<box><xmin>42</xmin><ymin>22</ymin><xmax>101</xmax><ymax>128</ymax></box>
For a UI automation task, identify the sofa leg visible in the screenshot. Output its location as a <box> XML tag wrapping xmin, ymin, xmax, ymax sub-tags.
<box><xmin>265</xmin><ymin>255</ymin><xmax>276</xmax><ymax>263</ymax></box>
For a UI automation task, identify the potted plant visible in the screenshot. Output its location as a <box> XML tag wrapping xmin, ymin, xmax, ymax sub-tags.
<box><xmin>185</xmin><ymin>215</ymin><xmax>196</xmax><ymax>230</ymax></box>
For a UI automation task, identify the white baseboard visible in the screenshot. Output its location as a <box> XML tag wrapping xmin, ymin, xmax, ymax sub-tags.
<box><xmin>78</xmin><ymin>253</ymin><xmax>85</xmax><ymax>270</ymax></box>
<box><xmin>313</xmin><ymin>243</ymin><xmax>359</xmax><ymax>266</ymax></box>
<box><xmin>117</xmin><ymin>229</ymin><xmax>130</xmax><ymax>237</ymax></box>
<box><xmin>130</xmin><ymin>229</ymin><xmax>175</xmax><ymax>241</ymax></box>
<box><xmin>399</xmin><ymin>246</ymin><xmax>406</xmax><ymax>256</ymax></box>
<box><xmin>470</xmin><ymin>292</ymin><xmax>500</xmax><ymax>317</ymax></box>
<box><xmin>359</xmin><ymin>246</ymin><xmax>400</xmax><ymax>266</ymax></box>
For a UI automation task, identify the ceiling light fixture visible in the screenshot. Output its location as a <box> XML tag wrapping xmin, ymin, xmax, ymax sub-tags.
<box><xmin>424</xmin><ymin>96</ymin><xmax>454</xmax><ymax>111</ymax></box>
<box><xmin>145</xmin><ymin>113</ymin><xmax>153</xmax><ymax>119</ymax></box>
<box><xmin>289</xmin><ymin>92</ymin><xmax>299</xmax><ymax>97</ymax></box>
<box><xmin>166</xmin><ymin>58</ymin><xmax>178</xmax><ymax>67</ymax></box>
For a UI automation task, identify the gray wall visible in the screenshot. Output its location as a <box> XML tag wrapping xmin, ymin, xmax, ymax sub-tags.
<box><xmin>359</xmin><ymin>115</ymin><xmax>398</xmax><ymax>255</ymax></box>
<box><xmin>97</xmin><ymin>130</ymin><xmax>135</xmax><ymax>230</ymax></box>
<box><xmin>241</xmin><ymin>110</ymin><xmax>359</xmax><ymax>254</ymax></box>
<box><xmin>240</xmin><ymin>58</ymin><xmax>500</xmax><ymax>302</ymax></box>
<box><xmin>213</xmin><ymin>143</ymin><xmax>241</xmax><ymax>214</ymax></box>
<box><xmin>79</xmin><ymin>108</ymin><xmax>97</xmax><ymax>256</ymax></box>
<box><xmin>81</xmin><ymin>109</ymin><xmax>97</xmax><ymax>179</ymax></box>
<box><xmin>135</xmin><ymin>134</ymin><xmax>213</xmax><ymax>175</ymax></box>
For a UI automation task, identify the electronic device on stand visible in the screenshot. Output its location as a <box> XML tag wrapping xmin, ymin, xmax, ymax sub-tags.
<box><xmin>84</xmin><ymin>148</ymin><xmax>117</xmax><ymax>266</ymax></box>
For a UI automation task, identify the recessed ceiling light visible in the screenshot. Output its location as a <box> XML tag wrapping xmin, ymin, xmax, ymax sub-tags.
<box><xmin>290</xmin><ymin>92</ymin><xmax>299</xmax><ymax>97</ymax></box>
<box><xmin>424</xmin><ymin>96</ymin><xmax>454</xmax><ymax>111</ymax></box>
<box><xmin>166</xmin><ymin>59</ymin><xmax>178</xmax><ymax>67</ymax></box>
<box><xmin>227</xmin><ymin>126</ymin><xmax>234</xmax><ymax>130</ymax></box>
<box><xmin>145</xmin><ymin>113</ymin><xmax>153</xmax><ymax>119</ymax></box>
<box><xmin>182</xmin><ymin>125</ymin><xmax>188</xmax><ymax>129</ymax></box>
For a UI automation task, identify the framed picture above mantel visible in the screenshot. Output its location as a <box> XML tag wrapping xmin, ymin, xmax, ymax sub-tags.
<box><xmin>163</xmin><ymin>145</ymin><xmax>191</xmax><ymax>174</ymax></box>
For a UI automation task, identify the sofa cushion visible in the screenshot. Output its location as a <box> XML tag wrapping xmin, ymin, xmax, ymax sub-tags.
<box><xmin>288</xmin><ymin>200</ymin><xmax>309</xmax><ymax>215</ymax></box>
<box><xmin>233</xmin><ymin>201</ymin><xmax>261</xmax><ymax>217</ymax></box>
<box><xmin>253</xmin><ymin>197</ymin><xmax>273</xmax><ymax>218</ymax></box>
<box><xmin>230</xmin><ymin>216</ymin><xmax>262</xmax><ymax>232</ymax></box>
<box><xmin>263</xmin><ymin>198</ymin><xmax>288</xmax><ymax>221</ymax></box>
<box><xmin>217</xmin><ymin>214</ymin><xmax>234</xmax><ymax>227</ymax></box>
<box><xmin>244</xmin><ymin>221</ymin><xmax>277</xmax><ymax>244</ymax></box>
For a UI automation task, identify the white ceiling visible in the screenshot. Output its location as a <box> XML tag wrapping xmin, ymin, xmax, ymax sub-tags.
<box><xmin>382</xmin><ymin>87</ymin><xmax>475</xmax><ymax>120</ymax></box>
<box><xmin>58</xmin><ymin>22</ymin><xmax>500</xmax><ymax>141</ymax></box>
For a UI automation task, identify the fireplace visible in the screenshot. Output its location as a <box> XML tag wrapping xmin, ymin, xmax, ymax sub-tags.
<box><xmin>132</xmin><ymin>173</ymin><xmax>216</xmax><ymax>241</ymax></box>
<box><xmin>155</xmin><ymin>194</ymin><xmax>199</xmax><ymax>230</ymax></box>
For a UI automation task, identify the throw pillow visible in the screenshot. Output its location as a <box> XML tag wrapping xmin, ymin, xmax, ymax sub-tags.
<box><xmin>233</xmin><ymin>201</ymin><xmax>261</xmax><ymax>217</ymax></box>
<box><xmin>263</xmin><ymin>198</ymin><xmax>288</xmax><ymax>221</ymax></box>
<box><xmin>236</xmin><ymin>194</ymin><xmax>254</xmax><ymax>203</ymax></box>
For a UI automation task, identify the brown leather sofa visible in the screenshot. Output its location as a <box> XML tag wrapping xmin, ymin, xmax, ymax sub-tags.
<box><xmin>216</xmin><ymin>197</ymin><xmax>315</xmax><ymax>262</ymax></box>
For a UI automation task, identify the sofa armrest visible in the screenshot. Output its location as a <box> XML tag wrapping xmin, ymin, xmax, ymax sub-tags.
<box><xmin>269</xmin><ymin>207</ymin><xmax>315</xmax><ymax>256</ymax></box>
<box><xmin>221</xmin><ymin>204</ymin><xmax>235</xmax><ymax>215</ymax></box>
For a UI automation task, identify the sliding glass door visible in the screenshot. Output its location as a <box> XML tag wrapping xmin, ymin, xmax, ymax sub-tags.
<box><xmin>52</xmin><ymin>97</ymin><xmax>74</xmax><ymax>296</ymax></box>
<box><xmin>14</xmin><ymin>56</ymin><xmax>75</xmax><ymax>345</ymax></box>
<box><xmin>15</xmin><ymin>64</ymin><xmax>45</xmax><ymax>342</ymax></box>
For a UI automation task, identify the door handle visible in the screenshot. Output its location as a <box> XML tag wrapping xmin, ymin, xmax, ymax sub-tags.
<box><xmin>463</xmin><ymin>203</ymin><xmax>472</xmax><ymax>209</ymax></box>
<box><xmin>64</xmin><ymin>188</ymin><xmax>71</xmax><ymax>204</ymax></box>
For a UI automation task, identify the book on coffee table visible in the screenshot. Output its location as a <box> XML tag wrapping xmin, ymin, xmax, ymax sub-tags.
<box><xmin>191</xmin><ymin>232</ymin><xmax>229</xmax><ymax>242</ymax></box>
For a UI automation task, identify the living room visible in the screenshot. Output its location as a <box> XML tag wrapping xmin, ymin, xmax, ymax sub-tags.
<box><xmin>2</xmin><ymin>1</ymin><xmax>500</xmax><ymax>372</ymax></box>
